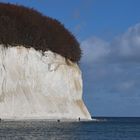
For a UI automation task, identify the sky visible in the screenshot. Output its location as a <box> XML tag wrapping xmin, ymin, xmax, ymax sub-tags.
<box><xmin>1</xmin><ymin>0</ymin><xmax>140</xmax><ymax>117</ymax></box>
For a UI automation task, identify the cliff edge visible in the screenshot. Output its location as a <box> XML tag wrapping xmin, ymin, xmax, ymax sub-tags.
<box><xmin>0</xmin><ymin>45</ymin><xmax>91</xmax><ymax>120</ymax></box>
<box><xmin>0</xmin><ymin>3</ymin><xmax>91</xmax><ymax>120</ymax></box>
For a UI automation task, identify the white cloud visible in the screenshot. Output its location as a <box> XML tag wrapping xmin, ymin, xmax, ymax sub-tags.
<box><xmin>81</xmin><ymin>23</ymin><xmax>140</xmax><ymax>96</ymax></box>
<box><xmin>115</xmin><ymin>23</ymin><xmax>140</xmax><ymax>58</ymax></box>
<box><xmin>81</xmin><ymin>37</ymin><xmax>110</xmax><ymax>63</ymax></box>
<box><xmin>81</xmin><ymin>23</ymin><xmax>140</xmax><ymax>64</ymax></box>
<box><xmin>116</xmin><ymin>80</ymin><xmax>135</xmax><ymax>92</ymax></box>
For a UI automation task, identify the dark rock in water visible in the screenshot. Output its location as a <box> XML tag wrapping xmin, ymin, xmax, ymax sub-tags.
<box><xmin>0</xmin><ymin>3</ymin><xmax>81</xmax><ymax>62</ymax></box>
<box><xmin>78</xmin><ymin>117</ymin><xmax>81</xmax><ymax>121</ymax></box>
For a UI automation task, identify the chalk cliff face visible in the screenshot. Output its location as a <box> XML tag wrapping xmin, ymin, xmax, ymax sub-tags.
<box><xmin>0</xmin><ymin>45</ymin><xmax>91</xmax><ymax>120</ymax></box>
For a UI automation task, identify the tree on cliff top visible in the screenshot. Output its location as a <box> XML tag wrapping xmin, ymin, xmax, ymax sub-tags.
<box><xmin>0</xmin><ymin>3</ymin><xmax>81</xmax><ymax>62</ymax></box>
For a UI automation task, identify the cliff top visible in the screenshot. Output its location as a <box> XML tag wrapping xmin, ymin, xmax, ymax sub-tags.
<box><xmin>0</xmin><ymin>3</ymin><xmax>81</xmax><ymax>62</ymax></box>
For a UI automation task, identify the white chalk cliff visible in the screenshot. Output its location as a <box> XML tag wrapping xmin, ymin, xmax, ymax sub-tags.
<box><xmin>0</xmin><ymin>45</ymin><xmax>91</xmax><ymax>120</ymax></box>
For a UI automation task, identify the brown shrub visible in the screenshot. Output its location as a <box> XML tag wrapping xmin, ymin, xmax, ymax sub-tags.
<box><xmin>0</xmin><ymin>3</ymin><xmax>81</xmax><ymax>62</ymax></box>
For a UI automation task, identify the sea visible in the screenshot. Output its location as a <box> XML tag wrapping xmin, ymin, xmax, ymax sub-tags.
<box><xmin>0</xmin><ymin>117</ymin><xmax>140</xmax><ymax>140</ymax></box>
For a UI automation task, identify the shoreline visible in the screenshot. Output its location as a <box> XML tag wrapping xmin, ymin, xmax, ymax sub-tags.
<box><xmin>0</xmin><ymin>118</ymin><xmax>95</xmax><ymax>122</ymax></box>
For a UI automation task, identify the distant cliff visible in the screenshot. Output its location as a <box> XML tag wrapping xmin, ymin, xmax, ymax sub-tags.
<box><xmin>0</xmin><ymin>45</ymin><xmax>91</xmax><ymax>120</ymax></box>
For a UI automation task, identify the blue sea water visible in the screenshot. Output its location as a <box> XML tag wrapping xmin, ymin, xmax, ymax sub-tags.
<box><xmin>0</xmin><ymin>117</ymin><xmax>140</xmax><ymax>140</ymax></box>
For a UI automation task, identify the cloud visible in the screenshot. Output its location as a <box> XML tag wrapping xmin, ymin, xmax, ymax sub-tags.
<box><xmin>81</xmin><ymin>37</ymin><xmax>110</xmax><ymax>63</ymax></box>
<box><xmin>81</xmin><ymin>23</ymin><xmax>140</xmax><ymax>64</ymax></box>
<box><xmin>116</xmin><ymin>80</ymin><xmax>135</xmax><ymax>92</ymax></box>
<box><xmin>81</xmin><ymin>23</ymin><xmax>140</xmax><ymax>104</ymax></box>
